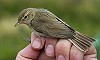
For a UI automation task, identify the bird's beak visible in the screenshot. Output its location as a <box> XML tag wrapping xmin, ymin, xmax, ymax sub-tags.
<box><xmin>14</xmin><ymin>22</ymin><xmax>20</xmax><ymax>27</ymax></box>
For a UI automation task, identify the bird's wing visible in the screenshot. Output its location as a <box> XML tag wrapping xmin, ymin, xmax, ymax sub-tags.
<box><xmin>31</xmin><ymin>9</ymin><xmax>75</xmax><ymax>38</ymax></box>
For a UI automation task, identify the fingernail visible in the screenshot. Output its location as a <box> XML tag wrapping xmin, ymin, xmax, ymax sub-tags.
<box><xmin>32</xmin><ymin>38</ymin><xmax>41</xmax><ymax>48</ymax></box>
<box><xmin>90</xmin><ymin>58</ymin><xmax>97</xmax><ymax>60</ymax></box>
<box><xmin>46</xmin><ymin>45</ymin><xmax>54</xmax><ymax>56</ymax></box>
<box><xmin>31</xmin><ymin>32</ymin><xmax>34</xmax><ymax>35</ymax></box>
<box><xmin>58</xmin><ymin>55</ymin><xmax>65</xmax><ymax>60</ymax></box>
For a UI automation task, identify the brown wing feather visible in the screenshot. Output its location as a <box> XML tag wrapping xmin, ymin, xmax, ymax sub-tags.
<box><xmin>30</xmin><ymin>9</ymin><xmax>75</xmax><ymax>38</ymax></box>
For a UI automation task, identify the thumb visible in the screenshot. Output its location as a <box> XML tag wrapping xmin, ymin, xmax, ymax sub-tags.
<box><xmin>16</xmin><ymin>32</ymin><xmax>42</xmax><ymax>60</ymax></box>
<box><xmin>16</xmin><ymin>44</ymin><xmax>40</xmax><ymax>60</ymax></box>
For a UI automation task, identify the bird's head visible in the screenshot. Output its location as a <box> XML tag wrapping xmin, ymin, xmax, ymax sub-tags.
<box><xmin>14</xmin><ymin>8</ymin><xmax>36</xmax><ymax>27</ymax></box>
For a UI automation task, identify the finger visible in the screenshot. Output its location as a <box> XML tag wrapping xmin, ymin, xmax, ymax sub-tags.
<box><xmin>31</xmin><ymin>32</ymin><xmax>45</xmax><ymax>50</ymax></box>
<box><xmin>85</xmin><ymin>45</ymin><xmax>96</xmax><ymax>55</ymax></box>
<box><xmin>70</xmin><ymin>45</ymin><xmax>84</xmax><ymax>60</ymax></box>
<box><xmin>56</xmin><ymin>39</ymin><xmax>72</xmax><ymax>60</ymax></box>
<box><xmin>16</xmin><ymin>44</ymin><xmax>40</xmax><ymax>60</ymax></box>
<box><xmin>83</xmin><ymin>45</ymin><xmax>97</xmax><ymax>60</ymax></box>
<box><xmin>45</xmin><ymin>38</ymin><xmax>58</xmax><ymax>57</ymax></box>
<box><xmin>38</xmin><ymin>49</ymin><xmax>56</xmax><ymax>60</ymax></box>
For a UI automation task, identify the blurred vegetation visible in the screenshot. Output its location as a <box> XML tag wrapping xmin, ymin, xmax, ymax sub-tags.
<box><xmin>0</xmin><ymin>0</ymin><xmax>100</xmax><ymax>60</ymax></box>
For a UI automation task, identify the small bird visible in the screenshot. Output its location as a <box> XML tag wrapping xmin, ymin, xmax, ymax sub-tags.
<box><xmin>15</xmin><ymin>8</ymin><xmax>95</xmax><ymax>52</ymax></box>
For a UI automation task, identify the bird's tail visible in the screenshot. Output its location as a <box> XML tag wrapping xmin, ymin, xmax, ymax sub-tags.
<box><xmin>69</xmin><ymin>31</ymin><xmax>95</xmax><ymax>52</ymax></box>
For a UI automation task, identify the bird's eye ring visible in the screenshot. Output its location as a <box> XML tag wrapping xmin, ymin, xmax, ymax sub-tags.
<box><xmin>24</xmin><ymin>16</ymin><xmax>28</xmax><ymax>19</ymax></box>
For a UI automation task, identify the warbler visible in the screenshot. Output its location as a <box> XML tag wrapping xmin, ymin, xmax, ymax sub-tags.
<box><xmin>15</xmin><ymin>8</ymin><xmax>95</xmax><ymax>52</ymax></box>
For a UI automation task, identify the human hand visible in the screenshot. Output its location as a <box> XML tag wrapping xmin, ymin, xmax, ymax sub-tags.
<box><xmin>16</xmin><ymin>32</ymin><xmax>97</xmax><ymax>60</ymax></box>
<box><xmin>16</xmin><ymin>32</ymin><xmax>56</xmax><ymax>60</ymax></box>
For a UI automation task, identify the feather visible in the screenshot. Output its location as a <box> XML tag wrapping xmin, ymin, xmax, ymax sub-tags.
<box><xmin>69</xmin><ymin>31</ymin><xmax>95</xmax><ymax>52</ymax></box>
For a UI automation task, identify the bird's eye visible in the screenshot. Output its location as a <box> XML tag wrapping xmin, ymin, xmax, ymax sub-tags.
<box><xmin>24</xmin><ymin>16</ymin><xmax>28</xmax><ymax>19</ymax></box>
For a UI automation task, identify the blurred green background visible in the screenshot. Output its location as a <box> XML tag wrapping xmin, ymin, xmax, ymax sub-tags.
<box><xmin>0</xmin><ymin>0</ymin><xmax>100</xmax><ymax>60</ymax></box>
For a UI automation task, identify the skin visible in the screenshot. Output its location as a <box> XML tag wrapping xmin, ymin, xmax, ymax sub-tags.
<box><xmin>16</xmin><ymin>32</ymin><xmax>97</xmax><ymax>60</ymax></box>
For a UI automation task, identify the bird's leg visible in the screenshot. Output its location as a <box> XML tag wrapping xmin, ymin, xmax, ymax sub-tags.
<box><xmin>19</xmin><ymin>35</ymin><xmax>31</xmax><ymax>42</ymax></box>
<box><xmin>25</xmin><ymin>38</ymin><xmax>31</xmax><ymax>42</ymax></box>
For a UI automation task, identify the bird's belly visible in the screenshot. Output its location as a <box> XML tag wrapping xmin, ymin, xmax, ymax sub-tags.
<box><xmin>32</xmin><ymin>28</ymin><xmax>44</xmax><ymax>37</ymax></box>
<box><xmin>28</xmin><ymin>25</ymin><xmax>44</xmax><ymax>37</ymax></box>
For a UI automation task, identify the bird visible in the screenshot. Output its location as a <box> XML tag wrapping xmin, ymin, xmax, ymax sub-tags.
<box><xmin>14</xmin><ymin>8</ymin><xmax>95</xmax><ymax>52</ymax></box>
